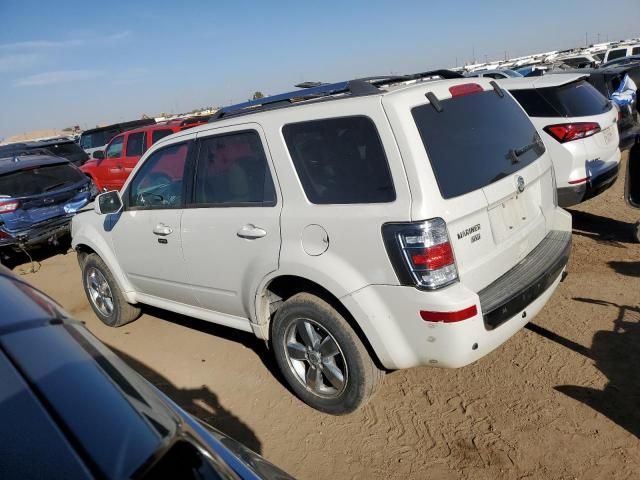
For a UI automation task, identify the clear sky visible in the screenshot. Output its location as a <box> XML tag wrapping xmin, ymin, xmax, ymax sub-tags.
<box><xmin>1</xmin><ymin>0</ymin><xmax>639</xmax><ymax>139</ymax></box>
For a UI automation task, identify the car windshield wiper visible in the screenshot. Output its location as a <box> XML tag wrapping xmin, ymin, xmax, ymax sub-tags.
<box><xmin>507</xmin><ymin>136</ymin><xmax>545</xmax><ymax>164</ymax></box>
<box><xmin>43</xmin><ymin>181</ymin><xmax>70</xmax><ymax>192</ymax></box>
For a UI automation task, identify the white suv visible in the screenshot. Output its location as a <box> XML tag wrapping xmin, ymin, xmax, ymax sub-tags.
<box><xmin>72</xmin><ymin>73</ymin><xmax>572</xmax><ymax>414</ymax></box>
<box><xmin>499</xmin><ymin>74</ymin><xmax>621</xmax><ymax>207</ymax></box>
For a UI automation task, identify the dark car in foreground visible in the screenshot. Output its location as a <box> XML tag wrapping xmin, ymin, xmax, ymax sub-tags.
<box><xmin>0</xmin><ymin>266</ymin><xmax>293</xmax><ymax>479</ymax></box>
<box><xmin>0</xmin><ymin>154</ymin><xmax>93</xmax><ymax>257</ymax></box>
<box><xmin>0</xmin><ymin>137</ymin><xmax>89</xmax><ymax>167</ymax></box>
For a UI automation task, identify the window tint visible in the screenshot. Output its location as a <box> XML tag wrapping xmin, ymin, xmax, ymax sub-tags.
<box><xmin>128</xmin><ymin>142</ymin><xmax>189</xmax><ymax>209</ymax></box>
<box><xmin>537</xmin><ymin>80</ymin><xmax>611</xmax><ymax>117</ymax></box>
<box><xmin>283</xmin><ymin>116</ymin><xmax>395</xmax><ymax>204</ymax></box>
<box><xmin>106</xmin><ymin>136</ymin><xmax>124</xmax><ymax>158</ymax></box>
<box><xmin>193</xmin><ymin>131</ymin><xmax>275</xmax><ymax>206</ymax></box>
<box><xmin>608</xmin><ymin>49</ymin><xmax>627</xmax><ymax>61</ymax></box>
<box><xmin>633</xmin><ymin>47</ymin><xmax>640</xmax><ymax>55</ymax></box>
<box><xmin>412</xmin><ymin>90</ymin><xmax>545</xmax><ymax>199</ymax></box>
<box><xmin>152</xmin><ymin>129</ymin><xmax>174</xmax><ymax>144</ymax></box>
<box><xmin>510</xmin><ymin>89</ymin><xmax>562</xmax><ymax>117</ymax></box>
<box><xmin>595</xmin><ymin>52</ymin><xmax>605</xmax><ymax>61</ymax></box>
<box><xmin>126</xmin><ymin>132</ymin><xmax>145</xmax><ymax>157</ymax></box>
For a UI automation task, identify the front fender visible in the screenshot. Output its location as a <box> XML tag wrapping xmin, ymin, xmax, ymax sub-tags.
<box><xmin>71</xmin><ymin>212</ymin><xmax>136</xmax><ymax>303</ymax></box>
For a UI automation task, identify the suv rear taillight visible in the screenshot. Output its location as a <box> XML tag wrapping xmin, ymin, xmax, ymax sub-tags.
<box><xmin>544</xmin><ymin>122</ymin><xmax>600</xmax><ymax>143</ymax></box>
<box><xmin>0</xmin><ymin>200</ymin><xmax>19</xmax><ymax>213</ymax></box>
<box><xmin>382</xmin><ymin>218</ymin><xmax>458</xmax><ymax>290</ymax></box>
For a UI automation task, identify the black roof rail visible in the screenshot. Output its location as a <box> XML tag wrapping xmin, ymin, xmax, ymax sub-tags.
<box><xmin>208</xmin><ymin>69</ymin><xmax>463</xmax><ymax>123</ymax></box>
<box><xmin>209</xmin><ymin>80</ymin><xmax>379</xmax><ymax>122</ymax></box>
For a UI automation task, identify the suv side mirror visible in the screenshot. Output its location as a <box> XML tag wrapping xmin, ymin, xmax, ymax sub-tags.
<box><xmin>95</xmin><ymin>191</ymin><xmax>123</xmax><ymax>215</ymax></box>
<box><xmin>93</xmin><ymin>150</ymin><xmax>105</xmax><ymax>160</ymax></box>
<box><xmin>626</xmin><ymin>138</ymin><xmax>640</xmax><ymax>208</ymax></box>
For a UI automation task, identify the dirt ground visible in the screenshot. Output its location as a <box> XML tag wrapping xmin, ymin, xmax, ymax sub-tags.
<box><xmin>14</xmin><ymin>153</ymin><xmax>640</xmax><ymax>480</ymax></box>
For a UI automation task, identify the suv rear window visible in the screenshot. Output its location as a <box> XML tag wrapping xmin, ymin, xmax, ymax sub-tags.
<box><xmin>152</xmin><ymin>129</ymin><xmax>174</xmax><ymax>144</ymax></box>
<box><xmin>0</xmin><ymin>163</ymin><xmax>85</xmax><ymax>197</ymax></box>
<box><xmin>412</xmin><ymin>90</ymin><xmax>545</xmax><ymax>199</ymax></box>
<box><xmin>510</xmin><ymin>80</ymin><xmax>611</xmax><ymax>118</ymax></box>
<box><xmin>44</xmin><ymin>142</ymin><xmax>85</xmax><ymax>157</ymax></box>
<box><xmin>283</xmin><ymin>116</ymin><xmax>395</xmax><ymax>204</ymax></box>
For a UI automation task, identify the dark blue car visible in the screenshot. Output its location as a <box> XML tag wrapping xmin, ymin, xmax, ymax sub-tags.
<box><xmin>0</xmin><ymin>265</ymin><xmax>294</xmax><ymax>479</ymax></box>
<box><xmin>0</xmin><ymin>153</ymin><xmax>93</xmax><ymax>256</ymax></box>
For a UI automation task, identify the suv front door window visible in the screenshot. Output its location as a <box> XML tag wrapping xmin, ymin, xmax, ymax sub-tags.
<box><xmin>180</xmin><ymin>128</ymin><xmax>281</xmax><ymax>320</ymax></box>
<box><xmin>110</xmin><ymin>140</ymin><xmax>196</xmax><ymax>305</ymax></box>
<box><xmin>99</xmin><ymin>135</ymin><xmax>125</xmax><ymax>191</ymax></box>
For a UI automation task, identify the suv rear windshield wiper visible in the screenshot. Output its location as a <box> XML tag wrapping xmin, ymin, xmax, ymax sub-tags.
<box><xmin>507</xmin><ymin>135</ymin><xmax>545</xmax><ymax>164</ymax></box>
<box><xmin>43</xmin><ymin>181</ymin><xmax>70</xmax><ymax>192</ymax></box>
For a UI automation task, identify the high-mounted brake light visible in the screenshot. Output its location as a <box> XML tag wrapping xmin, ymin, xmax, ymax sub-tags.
<box><xmin>449</xmin><ymin>83</ymin><xmax>483</xmax><ymax>97</ymax></box>
<box><xmin>420</xmin><ymin>305</ymin><xmax>478</xmax><ymax>323</ymax></box>
<box><xmin>544</xmin><ymin>122</ymin><xmax>600</xmax><ymax>143</ymax></box>
<box><xmin>382</xmin><ymin>218</ymin><xmax>458</xmax><ymax>290</ymax></box>
<box><xmin>0</xmin><ymin>200</ymin><xmax>19</xmax><ymax>213</ymax></box>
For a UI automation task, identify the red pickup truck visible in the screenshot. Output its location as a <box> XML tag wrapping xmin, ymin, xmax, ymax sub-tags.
<box><xmin>80</xmin><ymin>120</ymin><xmax>206</xmax><ymax>192</ymax></box>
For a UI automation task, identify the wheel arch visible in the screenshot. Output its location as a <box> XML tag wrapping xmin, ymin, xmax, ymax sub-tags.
<box><xmin>256</xmin><ymin>274</ymin><xmax>386</xmax><ymax>370</ymax></box>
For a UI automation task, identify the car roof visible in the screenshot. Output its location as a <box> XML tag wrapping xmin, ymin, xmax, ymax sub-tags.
<box><xmin>113</xmin><ymin>123</ymin><xmax>181</xmax><ymax>137</ymax></box>
<box><xmin>80</xmin><ymin>119</ymin><xmax>156</xmax><ymax>136</ymax></box>
<box><xmin>0</xmin><ymin>154</ymin><xmax>69</xmax><ymax>176</ymax></box>
<box><xmin>497</xmin><ymin>72</ymin><xmax>587</xmax><ymax>90</ymax></box>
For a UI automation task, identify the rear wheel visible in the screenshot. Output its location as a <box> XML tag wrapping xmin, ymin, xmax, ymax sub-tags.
<box><xmin>272</xmin><ymin>293</ymin><xmax>383</xmax><ymax>415</ymax></box>
<box><xmin>82</xmin><ymin>253</ymin><xmax>140</xmax><ymax>327</ymax></box>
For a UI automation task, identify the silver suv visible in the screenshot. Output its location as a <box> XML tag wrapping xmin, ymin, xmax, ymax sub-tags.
<box><xmin>72</xmin><ymin>72</ymin><xmax>572</xmax><ymax>414</ymax></box>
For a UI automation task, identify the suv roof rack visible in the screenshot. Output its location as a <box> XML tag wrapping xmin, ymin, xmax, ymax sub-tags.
<box><xmin>209</xmin><ymin>69</ymin><xmax>463</xmax><ymax>123</ymax></box>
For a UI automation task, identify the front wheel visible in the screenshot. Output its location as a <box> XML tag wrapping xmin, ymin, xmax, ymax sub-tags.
<box><xmin>81</xmin><ymin>253</ymin><xmax>140</xmax><ymax>327</ymax></box>
<box><xmin>272</xmin><ymin>293</ymin><xmax>383</xmax><ymax>415</ymax></box>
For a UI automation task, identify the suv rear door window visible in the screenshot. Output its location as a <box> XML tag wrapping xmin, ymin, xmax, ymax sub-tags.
<box><xmin>412</xmin><ymin>89</ymin><xmax>545</xmax><ymax>199</ymax></box>
<box><xmin>126</xmin><ymin>132</ymin><xmax>145</xmax><ymax>156</ymax></box>
<box><xmin>633</xmin><ymin>47</ymin><xmax>640</xmax><ymax>55</ymax></box>
<box><xmin>283</xmin><ymin>116</ymin><xmax>395</xmax><ymax>204</ymax></box>
<box><xmin>192</xmin><ymin>131</ymin><xmax>276</xmax><ymax>206</ymax></box>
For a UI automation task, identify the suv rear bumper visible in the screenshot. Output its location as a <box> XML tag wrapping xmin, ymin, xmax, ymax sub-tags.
<box><xmin>341</xmin><ymin>229</ymin><xmax>571</xmax><ymax>370</ymax></box>
<box><xmin>557</xmin><ymin>162</ymin><xmax>620</xmax><ymax>207</ymax></box>
<box><xmin>0</xmin><ymin>215</ymin><xmax>73</xmax><ymax>249</ymax></box>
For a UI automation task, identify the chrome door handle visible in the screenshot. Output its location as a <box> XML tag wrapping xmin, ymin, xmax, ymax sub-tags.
<box><xmin>153</xmin><ymin>223</ymin><xmax>173</xmax><ymax>236</ymax></box>
<box><xmin>237</xmin><ymin>224</ymin><xmax>266</xmax><ymax>239</ymax></box>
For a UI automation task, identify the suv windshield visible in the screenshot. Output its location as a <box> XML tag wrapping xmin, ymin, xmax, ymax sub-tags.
<box><xmin>412</xmin><ymin>89</ymin><xmax>545</xmax><ymax>199</ymax></box>
<box><xmin>0</xmin><ymin>163</ymin><xmax>85</xmax><ymax>197</ymax></box>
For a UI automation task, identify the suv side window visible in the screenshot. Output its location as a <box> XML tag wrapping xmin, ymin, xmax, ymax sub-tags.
<box><xmin>283</xmin><ymin>116</ymin><xmax>395</xmax><ymax>204</ymax></box>
<box><xmin>152</xmin><ymin>129</ymin><xmax>174</xmax><ymax>144</ymax></box>
<box><xmin>128</xmin><ymin>142</ymin><xmax>190</xmax><ymax>210</ymax></box>
<box><xmin>633</xmin><ymin>47</ymin><xmax>640</xmax><ymax>55</ymax></box>
<box><xmin>126</xmin><ymin>132</ymin><xmax>145</xmax><ymax>157</ymax></box>
<box><xmin>608</xmin><ymin>48</ymin><xmax>627</xmax><ymax>61</ymax></box>
<box><xmin>192</xmin><ymin>131</ymin><xmax>276</xmax><ymax>206</ymax></box>
<box><xmin>106</xmin><ymin>136</ymin><xmax>124</xmax><ymax>158</ymax></box>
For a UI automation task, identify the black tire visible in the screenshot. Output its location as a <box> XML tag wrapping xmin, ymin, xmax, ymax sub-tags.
<box><xmin>271</xmin><ymin>292</ymin><xmax>383</xmax><ymax>415</ymax></box>
<box><xmin>81</xmin><ymin>253</ymin><xmax>140</xmax><ymax>327</ymax></box>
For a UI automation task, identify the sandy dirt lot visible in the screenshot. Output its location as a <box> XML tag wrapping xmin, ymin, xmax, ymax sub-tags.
<box><xmin>12</xmin><ymin>154</ymin><xmax>640</xmax><ymax>479</ymax></box>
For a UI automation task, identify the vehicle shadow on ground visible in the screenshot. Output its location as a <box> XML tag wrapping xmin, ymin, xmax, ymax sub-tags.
<box><xmin>140</xmin><ymin>305</ymin><xmax>289</xmax><ymax>390</ymax></box>
<box><xmin>566</xmin><ymin>208</ymin><xmax>635</xmax><ymax>246</ymax></box>
<box><xmin>108</xmin><ymin>344</ymin><xmax>263</xmax><ymax>454</ymax></box>
<box><xmin>1</xmin><ymin>240</ymin><xmax>72</xmax><ymax>273</ymax></box>
<box><xmin>526</xmin><ymin>298</ymin><xmax>640</xmax><ymax>438</ymax></box>
<box><xmin>608</xmin><ymin>260</ymin><xmax>640</xmax><ymax>278</ymax></box>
